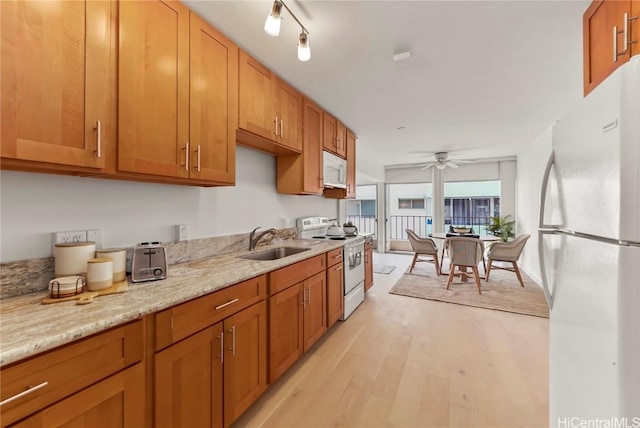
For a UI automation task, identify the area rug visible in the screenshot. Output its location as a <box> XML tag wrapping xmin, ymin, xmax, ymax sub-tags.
<box><xmin>373</xmin><ymin>264</ymin><xmax>396</xmax><ymax>274</ymax></box>
<box><xmin>389</xmin><ymin>264</ymin><xmax>549</xmax><ymax>318</ymax></box>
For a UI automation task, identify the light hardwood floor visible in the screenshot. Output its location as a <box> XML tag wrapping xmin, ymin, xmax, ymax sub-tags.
<box><xmin>233</xmin><ymin>252</ymin><xmax>549</xmax><ymax>428</ymax></box>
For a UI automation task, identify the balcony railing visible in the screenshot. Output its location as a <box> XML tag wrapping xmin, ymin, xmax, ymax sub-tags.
<box><xmin>346</xmin><ymin>215</ymin><xmax>493</xmax><ymax>240</ymax></box>
<box><xmin>345</xmin><ymin>215</ymin><xmax>376</xmax><ymax>236</ymax></box>
<box><xmin>389</xmin><ymin>215</ymin><xmax>492</xmax><ymax>240</ymax></box>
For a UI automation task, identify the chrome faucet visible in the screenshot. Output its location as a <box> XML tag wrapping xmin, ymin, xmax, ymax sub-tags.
<box><xmin>249</xmin><ymin>227</ymin><xmax>276</xmax><ymax>251</ymax></box>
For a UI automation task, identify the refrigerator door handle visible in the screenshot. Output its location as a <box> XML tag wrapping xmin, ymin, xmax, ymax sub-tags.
<box><xmin>539</xmin><ymin>151</ymin><xmax>561</xmax><ymax>230</ymax></box>
<box><xmin>538</xmin><ymin>230</ymin><xmax>555</xmax><ymax>309</ymax></box>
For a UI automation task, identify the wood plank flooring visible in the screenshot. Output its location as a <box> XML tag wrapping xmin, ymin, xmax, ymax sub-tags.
<box><xmin>233</xmin><ymin>253</ymin><xmax>549</xmax><ymax>428</ymax></box>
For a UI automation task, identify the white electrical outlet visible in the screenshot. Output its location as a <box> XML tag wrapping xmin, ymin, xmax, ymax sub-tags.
<box><xmin>53</xmin><ymin>230</ymin><xmax>87</xmax><ymax>244</ymax></box>
<box><xmin>177</xmin><ymin>224</ymin><xmax>188</xmax><ymax>241</ymax></box>
<box><xmin>87</xmin><ymin>229</ymin><xmax>103</xmax><ymax>249</ymax></box>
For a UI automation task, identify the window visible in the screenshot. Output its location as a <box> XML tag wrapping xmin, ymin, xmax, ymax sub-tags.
<box><xmin>398</xmin><ymin>198</ymin><xmax>425</xmax><ymax>209</ymax></box>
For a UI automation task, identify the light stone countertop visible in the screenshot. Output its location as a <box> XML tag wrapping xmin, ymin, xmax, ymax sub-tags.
<box><xmin>0</xmin><ymin>237</ymin><xmax>360</xmax><ymax>366</ymax></box>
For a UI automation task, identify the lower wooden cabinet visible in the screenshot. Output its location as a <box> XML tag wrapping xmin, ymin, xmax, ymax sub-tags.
<box><xmin>0</xmin><ymin>321</ymin><xmax>143</xmax><ymax>428</ymax></box>
<box><xmin>364</xmin><ymin>241</ymin><xmax>373</xmax><ymax>291</ymax></box>
<box><xmin>154</xmin><ymin>300</ymin><xmax>266</xmax><ymax>428</ymax></box>
<box><xmin>154</xmin><ymin>325</ymin><xmax>223</xmax><ymax>428</ymax></box>
<box><xmin>12</xmin><ymin>363</ymin><xmax>144</xmax><ymax>428</ymax></box>
<box><xmin>269</xmin><ymin>271</ymin><xmax>327</xmax><ymax>383</ymax></box>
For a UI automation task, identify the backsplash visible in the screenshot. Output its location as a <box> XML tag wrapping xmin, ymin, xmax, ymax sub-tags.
<box><xmin>0</xmin><ymin>228</ymin><xmax>297</xmax><ymax>299</ymax></box>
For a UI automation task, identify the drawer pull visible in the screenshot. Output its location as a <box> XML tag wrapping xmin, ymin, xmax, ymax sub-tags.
<box><xmin>0</xmin><ymin>381</ymin><xmax>49</xmax><ymax>407</ymax></box>
<box><xmin>227</xmin><ymin>326</ymin><xmax>236</xmax><ymax>356</ymax></box>
<box><xmin>335</xmin><ymin>265</ymin><xmax>343</xmax><ymax>271</ymax></box>
<box><xmin>215</xmin><ymin>298</ymin><xmax>239</xmax><ymax>311</ymax></box>
<box><xmin>333</xmin><ymin>254</ymin><xmax>342</xmax><ymax>259</ymax></box>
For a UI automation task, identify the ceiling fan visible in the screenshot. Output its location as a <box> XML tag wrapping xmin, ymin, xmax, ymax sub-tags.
<box><xmin>419</xmin><ymin>152</ymin><xmax>476</xmax><ymax>170</ymax></box>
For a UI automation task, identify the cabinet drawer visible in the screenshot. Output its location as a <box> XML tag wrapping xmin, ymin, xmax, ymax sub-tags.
<box><xmin>0</xmin><ymin>320</ymin><xmax>143</xmax><ymax>427</ymax></box>
<box><xmin>268</xmin><ymin>254</ymin><xmax>325</xmax><ymax>295</ymax></box>
<box><xmin>326</xmin><ymin>248</ymin><xmax>343</xmax><ymax>267</ymax></box>
<box><xmin>155</xmin><ymin>275</ymin><xmax>266</xmax><ymax>350</ymax></box>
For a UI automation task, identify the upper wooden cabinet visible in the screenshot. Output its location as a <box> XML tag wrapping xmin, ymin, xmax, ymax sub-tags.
<box><xmin>276</xmin><ymin>98</ymin><xmax>323</xmax><ymax>195</ymax></box>
<box><xmin>238</xmin><ymin>51</ymin><xmax>302</xmax><ymax>155</ymax></box>
<box><xmin>324</xmin><ymin>130</ymin><xmax>357</xmax><ymax>199</ymax></box>
<box><xmin>1</xmin><ymin>0</ymin><xmax>110</xmax><ymax>173</ymax></box>
<box><xmin>322</xmin><ymin>112</ymin><xmax>347</xmax><ymax>158</ymax></box>
<box><xmin>188</xmin><ymin>13</ymin><xmax>237</xmax><ymax>184</ymax></box>
<box><xmin>583</xmin><ymin>0</ymin><xmax>640</xmax><ymax>95</ymax></box>
<box><xmin>118</xmin><ymin>2</ymin><xmax>236</xmax><ymax>185</ymax></box>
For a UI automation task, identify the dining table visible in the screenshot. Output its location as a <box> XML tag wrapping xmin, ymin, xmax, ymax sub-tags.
<box><xmin>428</xmin><ymin>233</ymin><xmax>501</xmax><ymax>281</ymax></box>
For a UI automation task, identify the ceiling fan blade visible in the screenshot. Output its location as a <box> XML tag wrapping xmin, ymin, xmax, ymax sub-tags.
<box><xmin>446</xmin><ymin>162</ymin><xmax>459</xmax><ymax>169</ymax></box>
<box><xmin>451</xmin><ymin>159</ymin><xmax>475</xmax><ymax>164</ymax></box>
<box><xmin>420</xmin><ymin>163</ymin><xmax>436</xmax><ymax>170</ymax></box>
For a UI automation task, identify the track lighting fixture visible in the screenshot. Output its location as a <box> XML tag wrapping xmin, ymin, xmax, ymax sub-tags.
<box><xmin>298</xmin><ymin>32</ymin><xmax>310</xmax><ymax>62</ymax></box>
<box><xmin>264</xmin><ymin>0</ymin><xmax>311</xmax><ymax>62</ymax></box>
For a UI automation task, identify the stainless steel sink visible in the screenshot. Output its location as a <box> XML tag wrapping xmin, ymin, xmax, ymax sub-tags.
<box><xmin>238</xmin><ymin>246</ymin><xmax>310</xmax><ymax>261</ymax></box>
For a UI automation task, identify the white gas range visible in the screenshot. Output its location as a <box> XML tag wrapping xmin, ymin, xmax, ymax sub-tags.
<box><xmin>297</xmin><ymin>216</ymin><xmax>365</xmax><ymax>320</ymax></box>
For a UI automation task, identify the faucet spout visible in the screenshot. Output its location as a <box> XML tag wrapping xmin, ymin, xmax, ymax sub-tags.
<box><xmin>249</xmin><ymin>227</ymin><xmax>277</xmax><ymax>251</ymax></box>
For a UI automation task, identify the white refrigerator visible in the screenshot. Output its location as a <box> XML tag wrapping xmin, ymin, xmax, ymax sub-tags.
<box><xmin>539</xmin><ymin>55</ymin><xmax>640</xmax><ymax>426</ymax></box>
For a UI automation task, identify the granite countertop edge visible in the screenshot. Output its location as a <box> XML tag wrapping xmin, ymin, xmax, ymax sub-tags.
<box><xmin>0</xmin><ymin>237</ymin><xmax>362</xmax><ymax>366</ymax></box>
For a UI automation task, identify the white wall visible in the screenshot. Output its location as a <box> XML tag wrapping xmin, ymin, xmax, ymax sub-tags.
<box><xmin>0</xmin><ymin>147</ymin><xmax>338</xmax><ymax>262</ymax></box>
<box><xmin>516</xmin><ymin>127</ymin><xmax>553</xmax><ymax>283</ymax></box>
<box><xmin>499</xmin><ymin>160</ymin><xmax>517</xmax><ymax>221</ymax></box>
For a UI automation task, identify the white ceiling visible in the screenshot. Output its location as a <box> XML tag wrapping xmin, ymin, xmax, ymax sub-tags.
<box><xmin>183</xmin><ymin>0</ymin><xmax>589</xmax><ymax>182</ymax></box>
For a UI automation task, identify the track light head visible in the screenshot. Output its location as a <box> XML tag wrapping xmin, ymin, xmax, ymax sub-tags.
<box><xmin>298</xmin><ymin>32</ymin><xmax>310</xmax><ymax>62</ymax></box>
<box><xmin>264</xmin><ymin>0</ymin><xmax>283</xmax><ymax>37</ymax></box>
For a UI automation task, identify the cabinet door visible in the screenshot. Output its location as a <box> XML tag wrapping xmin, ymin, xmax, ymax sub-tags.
<box><xmin>269</xmin><ymin>284</ymin><xmax>303</xmax><ymax>383</ymax></box>
<box><xmin>326</xmin><ymin>262</ymin><xmax>344</xmax><ymax>328</ymax></box>
<box><xmin>223</xmin><ymin>301</ymin><xmax>267</xmax><ymax>427</ymax></box>
<box><xmin>336</xmin><ymin>121</ymin><xmax>347</xmax><ymax>158</ymax></box>
<box><xmin>322</xmin><ymin>112</ymin><xmax>338</xmax><ymax>154</ymax></box>
<box><xmin>189</xmin><ymin>13</ymin><xmax>237</xmax><ymax>184</ymax></box>
<box><xmin>118</xmin><ymin>0</ymin><xmax>189</xmax><ymax>177</ymax></box>
<box><xmin>345</xmin><ymin>130</ymin><xmax>357</xmax><ymax>199</ymax></box>
<box><xmin>364</xmin><ymin>244</ymin><xmax>374</xmax><ymax>292</ymax></box>
<box><xmin>275</xmin><ymin>97</ymin><xmax>323</xmax><ymax>195</ymax></box>
<box><xmin>155</xmin><ymin>325</ymin><xmax>223</xmax><ymax>428</ymax></box>
<box><xmin>14</xmin><ymin>364</ymin><xmax>144</xmax><ymax>428</ymax></box>
<box><xmin>275</xmin><ymin>79</ymin><xmax>303</xmax><ymax>151</ymax></box>
<box><xmin>238</xmin><ymin>51</ymin><xmax>276</xmax><ymax>140</ymax></box>
<box><xmin>303</xmin><ymin>271</ymin><xmax>327</xmax><ymax>352</ymax></box>
<box><xmin>583</xmin><ymin>0</ymin><xmax>632</xmax><ymax>95</ymax></box>
<box><xmin>1</xmin><ymin>0</ymin><xmax>109</xmax><ymax>170</ymax></box>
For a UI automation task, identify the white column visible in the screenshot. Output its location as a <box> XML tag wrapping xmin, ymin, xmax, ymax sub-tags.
<box><xmin>376</xmin><ymin>182</ymin><xmax>386</xmax><ymax>252</ymax></box>
<box><xmin>432</xmin><ymin>168</ymin><xmax>445</xmax><ymax>233</ymax></box>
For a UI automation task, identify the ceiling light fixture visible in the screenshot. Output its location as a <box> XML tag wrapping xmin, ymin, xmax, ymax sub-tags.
<box><xmin>264</xmin><ymin>0</ymin><xmax>311</xmax><ymax>62</ymax></box>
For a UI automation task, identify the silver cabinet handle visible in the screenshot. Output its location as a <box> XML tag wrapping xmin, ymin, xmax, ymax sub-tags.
<box><xmin>333</xmin><ymin>254</ymin><xmax>342</xmax><ymax>259</ymax></box>
<box><xmin>215</xmin><ymin>298</ymin><xmax>239</xmax><ymax>311</ymax></box>
<box><xmin>614</xmin><ymin>25</ymin><xmax>619</xmax><ymax>62</ymax></box>
<box><xmin>218</xmin><ymin>332</ymin><xmax>224</xmax><ymax>364</ymax></box>
<box><xmin>0</xmin><ymin>381</ymin><xmax>49</xmax><ymax>407</ymax></box>
<box><xmin>183</xmin><ymin>142</ymin><xmax>190</xmax><ymax>170</ymax></box>
<box><xmin>94</xmin><ymin>120</ymin><xmax>101</xmax><ymax>158</ymax></box>
<box><xmin>335</xmin><ymin>265</ymin><xmax>343</xmax><ymax>271</ymax></box>
<box><xmin>274</xmin><ymin>116</ymin><xmax>279</xmax><ymax>136</ymax></box>
<box><xmin>280</xmin><ymin>119</ymin><xmax>284</xmax><ymax>138</ymax></box>
<box><xmin>194</xmin><ymin>145</ymin><xmax>201</xmax><ymax>172</ymax></box>
<box><xmin>227</xmin><ymin>326</ymin><xmax>236</xmax><ymax>356</ymax></box>
<box><xmin>625</xmin><ymin>13</ymin><xmax>639</xmax><ymax>52</ymax></box>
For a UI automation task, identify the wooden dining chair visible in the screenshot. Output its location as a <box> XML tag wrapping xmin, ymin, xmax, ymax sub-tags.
<box><xmin>405</xmin><ymin>229</ymin><xmax>440</xmax><ymax>275</ymax></box>
<box><xmin>445</xmin><ymin>237</ymin><xmax>485</xmax><ymax>294</ymax></box>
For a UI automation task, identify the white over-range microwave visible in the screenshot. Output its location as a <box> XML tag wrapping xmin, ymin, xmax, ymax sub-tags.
<box><xmin>322</xmin><ymin>150</ymin><xmax>347</xmax><ymax>189</ymax></box>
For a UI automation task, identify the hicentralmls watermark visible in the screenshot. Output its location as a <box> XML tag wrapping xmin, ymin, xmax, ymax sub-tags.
<box><xmin>557</xmin><ymin>417</ymin><xmax>640</xmax><ymax>428</ymax></box>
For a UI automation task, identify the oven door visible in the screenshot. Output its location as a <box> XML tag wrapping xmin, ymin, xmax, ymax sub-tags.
<box><xmin>344</xmin><ymin>242</ymin><xmax>365</xmax><ymax>295</ymax></box>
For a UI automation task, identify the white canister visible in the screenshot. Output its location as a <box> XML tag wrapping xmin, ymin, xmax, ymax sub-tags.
<box><xmin>86</xmin><ymin>257</ymin><xmax>113</xmax><ymax>291</ymax></box>
<box><xmin>54</xmin><ymin>242</ymin><xmax>96</xmax><ymax>277</ymax></box>
<box><xmin>96</xmin><ymin>248</ymin><xmax>127</xmax><ymax>282</ymax></box>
